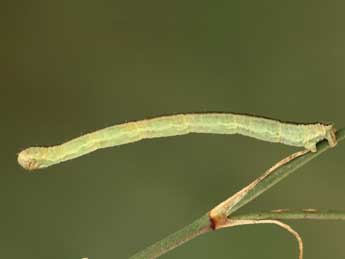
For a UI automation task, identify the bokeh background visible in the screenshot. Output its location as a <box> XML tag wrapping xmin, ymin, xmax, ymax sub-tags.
<box><xmin>2</xmin><ymin>1</ymin><xmax>345</xmax><ymax>258</ymax></box>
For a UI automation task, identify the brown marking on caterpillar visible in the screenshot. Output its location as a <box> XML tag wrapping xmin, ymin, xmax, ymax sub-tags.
<box><xmin>17</xmin><ymin>149</ymin><xmax>40</xmax><ymax>170</ymax></box>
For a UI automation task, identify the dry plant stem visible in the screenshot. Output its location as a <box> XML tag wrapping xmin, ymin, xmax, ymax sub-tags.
<box><xmin>209</xmin><ymin>149</ymin><xmax>309</xmax><ymax>227</ymax></box>
<box><xmin>231</xmin><ymin>209</ymin><xmax>345</xmax><ymax>221</ymax></box>
<box><xmin>208</xmin><ymin>151</ymin><xmax>309</xmax><ymax>258</ymax></box>
<box><xmin>128</xmin><ymin>214</ymin><xmax>212</xmax><ymax>259</ymax></box>
<box><xmin>219</xmin><ymin>219</ymin><xmax>303</xmax><ymax>259</ymax></box>
<box><xmin>227</xmin><ymin>209</ymin><xmax>345</xmax><ymax>259</ymax></box>
<box><xmin>129</xmin><ymin>128</ymin><xmax>345</xmax><ymax>259</ymax></box>
<box><xmin>129</xmin><ymin>210</ymin><xmax>345</xmax><ymax>259</ymax></box>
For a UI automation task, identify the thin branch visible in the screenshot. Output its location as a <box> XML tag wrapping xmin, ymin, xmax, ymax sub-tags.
<box><xmin>129</xmin><ymin>128</ymin><xmax>345</xmax><ymax>259</ymax></box>
<box><xmin>129</xmin><ymin>214</ymin><xmax>212</xmax><ymax>259</ymax></box>
<box><xmin>218</xmin><ymin>219</ymin><xmax>303</xmax><ymax>259</ymax></box>
<box><xmin>209</xmin><ymin>149</ymin><xmax>309</xmax><ymax>225</ymax></box>
<box><xmin>231</xmin><ymin>209</ymin><xmax>345</xmax><ymax>221</ymax></box>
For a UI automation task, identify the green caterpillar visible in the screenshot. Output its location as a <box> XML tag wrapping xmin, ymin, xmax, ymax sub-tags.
<box><xmin>18</xmin><ymin>113</ymin><xmax>337</xmax><ymax>170</ymax></box>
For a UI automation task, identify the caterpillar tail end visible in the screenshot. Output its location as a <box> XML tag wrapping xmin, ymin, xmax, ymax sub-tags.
<box><xmin>305</xmin><ymin>126</ymin><xmax>337</xmax><ymax>152</ymax></box>
<box><xmin>326</xmin><ymin>127</ymin><xmax>338</xmax><ymax>148</ymax></box>
<box><xmin>17</xmin><ymin>148</ymin><xmax>41</xmax><ymax>170</ymax></box>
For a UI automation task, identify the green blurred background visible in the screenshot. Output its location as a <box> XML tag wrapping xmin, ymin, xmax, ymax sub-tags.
<box><xmin>2</xmin><ymin>1</ymin><xmax>345</xmax><ymax>258</ymax></box>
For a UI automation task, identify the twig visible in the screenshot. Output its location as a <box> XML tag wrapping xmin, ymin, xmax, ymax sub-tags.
<box><xmin>129</xmin><ymin>128</ymin><xmax>345</xmax><ymax>259</ymax></box>
<box><xmin>218</xmin><ymin>219</ymin><xmax>303</xmax><ymax>259</ymax></box>
<box><xmin>209</xmin><ymin>149</ymin><xmax>309</xmax><ymax>228</ymax></box>
<box><xmin>128</xmin><ymin>214</ymin><xmax>212</xmax><ymax>259</ymax></box>
<box><xmin>231</xmin><ymin>209</ymin><xmax>345</xmax><ymax>221</ymax></box>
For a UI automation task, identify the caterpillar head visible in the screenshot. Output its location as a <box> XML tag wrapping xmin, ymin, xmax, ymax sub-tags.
<box><xmin>17</xmin><ymin>147</ymin><xmax>47</xmax><ymax>170</ymax></box>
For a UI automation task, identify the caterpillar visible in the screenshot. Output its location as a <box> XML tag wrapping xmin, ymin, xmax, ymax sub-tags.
<box><xmin>17</xmin><ymin>113</ymin><xmax>337</xmax><ymax>170</ymax></box>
